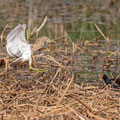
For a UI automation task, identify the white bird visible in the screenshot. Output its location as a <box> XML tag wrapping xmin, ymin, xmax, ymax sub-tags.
<box><xmin>6</xmin><ymin>24</ymin><xmax>32</xmax><ymax>67</ymax></box>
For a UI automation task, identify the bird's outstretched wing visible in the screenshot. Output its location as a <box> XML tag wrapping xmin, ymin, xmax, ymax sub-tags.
<box><xmin>7</xmin><ymin>24</ymin><xmax>26</xmax><ymax>42</ymax></box>
<box><xmin>6</xmin><ymin>24</ymin><xmax>29</xmax><ymax>57</ymax></box>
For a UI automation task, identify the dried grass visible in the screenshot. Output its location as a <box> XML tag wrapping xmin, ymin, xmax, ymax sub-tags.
<box><xmin>0</xmin><ymin>34</ymin><xmax>120</xmax><ymax>120</ymax></box>
<box><xmin>0</xmin><ymin>74</ymin><xmax>119</xmax><ymax>120</ymax></box>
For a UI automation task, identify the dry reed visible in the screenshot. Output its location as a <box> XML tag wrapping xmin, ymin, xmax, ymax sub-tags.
<box><xmin>0</xmin><ymin>33</ymin><xmax>120</xmax><ymax>120</ymax></box>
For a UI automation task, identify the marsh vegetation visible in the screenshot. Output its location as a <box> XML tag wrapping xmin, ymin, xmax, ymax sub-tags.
<box><xmin>0</xmin><ymin>0</ymin><xmax>120</xmax><ymax>119</ymax></box>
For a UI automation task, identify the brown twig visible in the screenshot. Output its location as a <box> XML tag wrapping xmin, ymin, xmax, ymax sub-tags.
<box><xmin>54</xmin><ymin>75</ymin><xmax>74</xmax><ymax>110</ymax></box>
<box><xmin>94</xmin><ymin>23</ymin><xmax>110</xmax><ymax>43</ymax></box>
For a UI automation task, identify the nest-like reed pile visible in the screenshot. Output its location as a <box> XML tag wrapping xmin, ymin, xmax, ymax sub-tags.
<box><xmin>0</xmin><ymin>35</ymin><xmax>120</xmax><ymax>120</ymax></box>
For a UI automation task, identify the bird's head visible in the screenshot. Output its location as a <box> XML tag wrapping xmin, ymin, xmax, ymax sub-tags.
<box><xmin>101</xmin><ymin>74</ymin><xmax>108</xmax><ymax>80</ymax></box>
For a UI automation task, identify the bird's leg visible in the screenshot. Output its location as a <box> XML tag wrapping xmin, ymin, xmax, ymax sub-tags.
<box><xmin>29</xmin><ymin>56</ymin><xmax>46</xmax><ymax>73</ymax></box>
<box><xmin>29</xmin><ymin>66</ymin><xmax>47</xmax><ymax>73</ymax></box>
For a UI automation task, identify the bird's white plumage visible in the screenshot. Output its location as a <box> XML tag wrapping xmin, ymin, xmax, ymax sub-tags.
<box><xmin>6</xmin><ymin>24</ymin><xmax>32</xmax><ymax>66</ymax></box>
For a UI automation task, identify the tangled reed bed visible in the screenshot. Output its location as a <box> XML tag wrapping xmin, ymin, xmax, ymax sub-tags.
<box><xmin>0</xmin><ymin>74</ymin><xmax>120</xmax><ymax>120</ymax></box>
<box><xmin>0</xmin><ymin>35</ymin><xmax>120</xmax><ymax>120</ymax></box>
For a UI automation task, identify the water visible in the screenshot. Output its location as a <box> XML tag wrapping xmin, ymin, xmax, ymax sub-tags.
<box><xmin>1</xmin><ymin>0</ymin><xmax>120</xmax><ymax>38</ymax></box>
